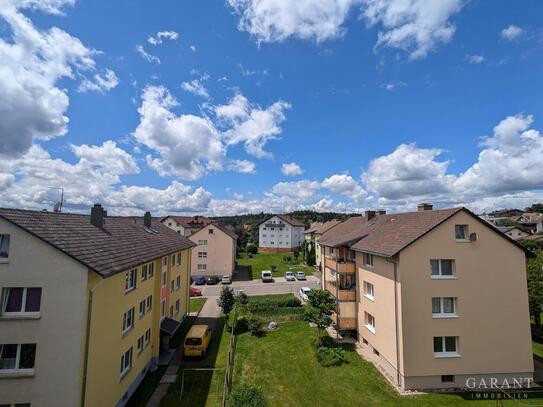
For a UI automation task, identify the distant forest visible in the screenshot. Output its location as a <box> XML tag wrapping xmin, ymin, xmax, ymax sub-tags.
<box><xmin>212</xmin><ymin>210</ymin><xmax>358</xmax><ymax>248</ymax></box>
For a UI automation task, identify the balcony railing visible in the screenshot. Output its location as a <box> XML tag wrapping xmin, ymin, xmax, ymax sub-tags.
<box><xmin>263</xmin><ymin>222</ymin><xmax>285</xmax><ymax>228</ymax></box>
<box><xmin>324</xmin><ymin>256</ymin><xmax>355</xmax><ymax>273</ymax></box>
<box><xmin>331</xmin><ymin>312</ymin><xmax>357</xmax><ymax>330</ymax></box>
<box><xmin>325</xmin><ymin>282</ymin><xmax>356</xmax><ymax>301</ymax></box>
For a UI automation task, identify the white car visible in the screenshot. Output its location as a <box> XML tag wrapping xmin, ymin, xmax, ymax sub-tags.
<box><xmin>221</xmin><ymin>275</ymin><xmax>232</xmax><ymax>284</ymax></box>
<box><xmin>299</xmin><ymin>287</ymin><xmax>312</xmax><ymax>302</ymax></box>
<box><xmin>284</xmin><ymin>271</ymin><xmax>295</xmax><ymax>281</ymax></box>
<box><xmin>261</xmin><ymin>270</ymin><xmax>273</xmax><ymax>282</ymax></box>
<box><xmin>296</xmin><ymin>271</ymin><xmax>306</xmax><ymax>280</ymax></box>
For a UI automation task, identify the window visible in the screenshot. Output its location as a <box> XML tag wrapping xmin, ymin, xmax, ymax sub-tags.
<box><xmin>163</xmin><ymin>257</ymin><xmax>168</xmax><ymax>267</ymax></box>
<box><xmin>364</xmin><ymin>312</ymin><xmax>376</xmax><ymax>334</ymax></box>
<box><xmin>168</xmin><ymin>222</ymin><xmax>172</xmax><ymax>226</ymax></box>
<box><xmin>139</xmin><ymin>300</ymin><xmax>146</xmax><ymax>318</ymax></box>
<box><xmin>432</xmin><ymin>297</ymin><xmax>457</xmax><ymax>317</ymax></box>
<box><xmin>441</xmin><ymin>375</ymin><xmax>455</xmax><ymax>383</ymax></box>
<box><xmin>137</xmin><ymin>335</ymin><xmax>144</xmax><ymax>354</ymax></box>
<box><xmin>141</xmin><ymin>262</ymin><xmax>154</xmax><ymax>280</ymax></box>
<box><xmin>455</xmin><ymin>224</ymin><xmax>468</xmax><ymax>240</ymax></box>
<box><xmin>146</xmin><ymin>295</ymin><xmax>152</xmax><ymax>311</ymax></box>
<box><xmin>125</xmin><ymin>269</ymin><xmax>137</xmax><ymax>292</ymax></box>
<box><xmin>433</xmin><ymin>336</ymin><xmax>459</xmax><ymax>357</ymax></box>
<box><xmin>120</xmin><ymin>347</ymin><xmax>132</xmax><ymax>377</ymax></box>
<box><xmin>175</xmin><ymin>299</ymin><xmax>180</xmax><ymax>313</ymax></box>
<box><xmin>169</xmin><ymin>305</ymin><xmax>174</xmax><ymax>318</ymax></box>
<box><xmin>161</xmin><ymin>269</ymin><xmax>167</xmax><ymax>287</ymax></box>
<box><xmin>363</xmin><ymin>282</ymin><xmax>374</xmax><ymax>301</ymax></box>
<box><xmin>0</xmin><ymin>234</ymin><xmax>10</xmax><ymax>261</ymax></box>
<box><xmin>1</xmin><ymin>287</ymin><xmax>42</xmax><ymax>315</ymax></box>
<box><xmin>208</xmin><ymin>229</ymin><xmax>214</xmax><ymax>234</ymax></box>
<box><xmin>430</xmin><ymin>259</ymin><xmax>454</xmax><ymax>278</ymax></box>
<box><xmin>198</xmin><ymin>252</ymin><xmax>207</xmax><ymax>258</ymax></box>
<box><xmin>176</xmin><ymin>253</ymin><xmax>181</xmax><ymax>266</ymax></box>
<box><xmin>170</xmin><ymin>280</ymin><xmax>174</xmax><ymax>293</ymax></box>
<box><xmin>161</xmin><ymin>300</ymin><xmax>166</xmax><ymax>318</ymax></box>
<box><xmin>364</xmin><ymin>253</ymin><xmax>374</xmax><ymax>267</ymax></box>
<box><xmin>0</xmin><ymin>403</ymin><xmax>31</xmax><ymax>407</ymax></box>
<box><xmin>197</xmin><ymin>264</ymin><xmax>207</xmax><ymax>271</ymax></box>
<box><xmin>176</xmin><ymin>276</ymin><xmax>181</xmax><ymax>290</ymax></box>
<box><xmin>198</xmin><ymin>240</ymin><xmax>208</xmax><ymax>246</ymax></box>
<box><xmin>122</xmin><ymin>308</ymin><xmax>135</xmax><ymax>334</ymax></box>
<box><xmin>144</xmin><ymin>328</ymin><xmax>151</xmax><ymax>346</ymax></box>
<box><xmin>0</xmin><ymin>343</ymin><xmax>36</xmax><ymax>371</ymax></box>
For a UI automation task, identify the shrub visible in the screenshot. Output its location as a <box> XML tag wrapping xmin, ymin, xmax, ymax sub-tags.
<box><xmin>237</xmin><ymin>291</ymin><xmax>249</xmax><ymax>305</ymax></box>
<box><xmin>316</xmin><ymin>346</ymin><xmax>347</xmax><ymax>367</ymax></box>
<box><xmin>229</xmin><ymin>384</ymin><xmax>267</xmax><ymax>407</ymax></box>
<box><xmin>247</xmin><ymin>297</ymin><xmax>301</xmax><ymax>313</ymax></box>
<box><xmin>247</xmin><ymin>244</ymin><xmax>258</xmax><ymax>254</ymax></box>
<box><xmin>270</xmin><ymin>265</ymin><xmax>277</xmax><ymax>273</ymax></box>
<box><xmin>247</xmin><ymin>316</ymin><xmax>262</xmax><ymax>336</ymax></box>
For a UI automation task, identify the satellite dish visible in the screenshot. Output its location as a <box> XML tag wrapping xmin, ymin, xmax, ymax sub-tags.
<box><xmin>469</xmin><ymin>233</ymin><xmax>478</xmax><ymax>242</ymax></box>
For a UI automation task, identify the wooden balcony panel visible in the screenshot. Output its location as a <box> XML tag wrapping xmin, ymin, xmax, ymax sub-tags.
<box><xmin>338</xmin><ymin>290</ymin><xmax>356</xmax><ymax>301</ymax></box>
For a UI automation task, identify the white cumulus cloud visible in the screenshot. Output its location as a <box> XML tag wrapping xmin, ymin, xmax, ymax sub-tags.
<box><xmin>501</xmin><ymin>25</ymin><xmax>523</xmax><ymax>41</ymax></box>
<box><xmin>78</xmin><ymin>69</ymin><xmax>119</xmax><ymax>93</ymax></box>
<box><xmin>281</xmin><ymin>162</ymin><xmax>303</xmax><ymax>176</ymax></box>
<box><xmin>147</xmin><ymin>30</ymin><xmax>178</xmax><ymax>45</ymax></box>
<box><xmin>465</xmin><ymin>54</ymin><xmax>484</xmax><ymax>64</ymax></box>
<box><xmin>322</xmin><ymin>173</ymin><xmax>367</xmax><ymax>203</ymax></box>
<box><xmin>181</xmin><ymin>78</ymin><xmax>209</xmax><ymax>98</ymax></box>
<box><xmin>136</xmin><ymin>45</ymin><xmax>161</xmax><ymax>64</ymax></box>
<box><xmin>227</xmin><ymin>159</ymin><xmax>256</xmax><ymax>173</ymax></box>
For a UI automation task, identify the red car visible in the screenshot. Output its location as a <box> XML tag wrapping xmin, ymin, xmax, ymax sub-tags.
<box><xmin>190</xmin><ymin>287</ymin><xmax>202</xmax><ymax>297</ymax></box>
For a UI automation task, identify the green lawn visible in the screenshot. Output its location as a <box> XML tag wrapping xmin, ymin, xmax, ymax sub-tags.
<box><xmin>232</xmin><ymin>321</ymin><xmax>541</xmax><ymax>407</ymax></box>
<box><xmin>533</xmin><ymin>341</ymin><xmax>543</xmax><ymax>360</ymax></box>
<box><xmin>189</xmin><ymin>297</ymin><xmax>207</xmax><ymax>314</ymax></box>
<box><xmin>237</xmin><ymin>252</ymin><xmax>314</xmax><ymax>279</ymax></box>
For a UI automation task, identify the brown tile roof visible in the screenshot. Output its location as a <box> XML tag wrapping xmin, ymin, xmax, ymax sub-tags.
<box><xmin>268</xmin><ymin>214</ymin><xmax>305</xmax><ymax>227</ymax></box>
<box><xmin>161</xmin><ymin>215</ymin><xmax>213</xmax><ymax>229</ymax></box>
<box><xmin>304</xmin><ymin>219</ymin><xmax>341</xmax><ymax>235</ymax></box>
<box><xmin>0</xmin><ymin>208</ymin><xmax>196</xmax><ymax>277</ymax></box>
<box><xmin>193</xmin><ymin>223</ymin><xmax>238</xmax><ymax>240</ymax></box>
<box><xmin>320</xmin><ymin>207</ymin><xmax>528</xmax><ymax>257</ymax></box>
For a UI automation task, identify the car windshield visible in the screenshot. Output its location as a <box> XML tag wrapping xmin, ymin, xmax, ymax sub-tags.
<box><xmin>303</xmin><ymin>289</ymin><xmax>310</xmax><ymax>294</ymax></box>
<box><xmin>185</xmin><ymin>338</ymin><xmax>202</xmax><ymax>346</ymax></box>
<box><xmin>298</xmin><ymin>272</ymin><xmax>304</xmax><ymax>275</ymax></box>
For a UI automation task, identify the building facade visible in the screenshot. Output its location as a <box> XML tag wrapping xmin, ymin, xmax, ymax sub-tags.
<box><xmin>304</xmin><ymin>220</ymin><xmax>340</xmax><ymax>270</ymax></box>
<box><xmin>258</xmin><ymin>215</ymin><xmax>305</xmax><ymax>253</ymax></box>
<box><xmin>0</xmin><ymin>205</ymin><xmax>194</xmax><ymax>407</ymax></box>
<box><xmin>319</xmin><ymin>204</ymin><xmax>533</xmax><ymax>391</ymax></box>
<box><xmin>189</xmin><ymin>223</ymin><xmax>237</xmax><ymax>278</ymax></box>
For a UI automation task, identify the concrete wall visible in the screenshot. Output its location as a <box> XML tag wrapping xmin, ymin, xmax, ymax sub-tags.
<box><xmin>189</xmin><ymin>224</ymin><xmax>235</xmax><ymax>277</ymax></box>
<box><xmin>398</xmin><ymin>211</ymin><xmax>533</xmax><ymax>389</ymax></box>
<box><xmin>0</xmin><ymin>218</ymin><xmax>88</xmax><ymax>407</ymax></box>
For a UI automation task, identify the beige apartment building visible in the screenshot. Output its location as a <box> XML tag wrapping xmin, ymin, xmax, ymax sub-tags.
<box><xmin>189</xmin><ymin>223</ymin><xmax>237</xmax><ymax>278</ymax></box>
<box><xmin>319</xmin><ymin>204</ymin><xmax>533</xmax><ymax>390</ymax></box>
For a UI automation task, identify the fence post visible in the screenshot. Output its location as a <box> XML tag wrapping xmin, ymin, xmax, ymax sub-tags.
<box><xmin>222</xmin><ymin>303</ymin><xmax>238</xmax><ymax>407</ymax></box>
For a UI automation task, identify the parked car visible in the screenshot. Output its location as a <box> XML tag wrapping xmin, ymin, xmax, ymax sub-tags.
<box><xmin>299</xmin><ymin>287</ymin><xmax>312</xmax><ymax>302</ymax></box>
<box><xmin>284</xmin><ymin>271</ymin><xmax>295</xmax><ymax>281</ymax></box>
<box><xmin>296</xmin><ymin>271</ymin><xmax>306</xmax><ymax>280</ymax></box>
<box><xmin>261</xmin><ymin>270</ymin><xmax>273</xmax><ymax>282</ymax></box>
<box><xmin>206</xmin><ymin>276</ymin><xmax>220</xmax><ymax>285</ymax></box>
<box><xmin>190</xmin><ymin>287</ymin><xmax>202</xmax><ymax>297</ymax></box>
<box><xmin>194</xmin><ymin>276</ymin><xmax>206</xmax><ymax>285</ymax></box>
<box><xmin>184</xmin><ymin>324</ymin><xmax>212</xmax><ymax>357</ymax></box>
<box><xmin>221</xmin><ymin>275</ymin><xmax>232</xmax><ymax>284</ymax></box>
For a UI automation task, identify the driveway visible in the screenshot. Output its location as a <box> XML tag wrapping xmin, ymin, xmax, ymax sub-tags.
<box><xmin>194</xmin><ymin>275</ymin><xmax>320</xmax><ymax>297</ymax></box>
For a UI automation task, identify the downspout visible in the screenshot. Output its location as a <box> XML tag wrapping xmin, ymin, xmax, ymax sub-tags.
<box><xmin>81</xmin><ymin>276</ymin><xmax>106</xmax><ymax>407</ymax></box>
<box><xmin>386</xmin><ymin>257</ymin><xmax>401</xmax><ymax>388</ymax></box>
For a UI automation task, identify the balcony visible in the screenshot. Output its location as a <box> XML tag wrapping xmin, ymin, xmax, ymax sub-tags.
<box><xmin>325</xmin><ymin>281</ymin><xmax>357</xmax><ymax>302</ymax></box>
<box><xmin>324</xmin><ymin>256</ymin><xmax>355</xmax><ymax>273</ymax></box>
<box><xmin>331</xmin><ymin>312</ymin><xmax>357</xmax><ymax>330</ymax></box>
<box><xmin>263</xmin><ymin>222</ymin><xmax>285</xmax><ymax>228</ymax></box>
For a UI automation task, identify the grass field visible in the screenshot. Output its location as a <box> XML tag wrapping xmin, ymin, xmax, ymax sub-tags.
<box><xmin>237</xmin><ymin>252</ymin><xmax>314</xmax><ymax>279</ymax></box>
<box><xmin>232</xmin><ymin>321</ymin><xmax>541</xmax><ymax>407</ymax></box>
<box><xmin>189</xmin><ymin>297</ymin><xmax>207</xmax><ymax>314</ymax></box>
<box><xmin>533</xmin><ymin>341</ymin><xmax>543</xmax><ymax>360</ymax></box>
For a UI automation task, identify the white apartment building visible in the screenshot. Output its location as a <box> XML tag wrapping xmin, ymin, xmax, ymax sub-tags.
<box><xmin>258</xmin><ymin>215</ymin><xmax>305</xmax><ymax>252</ymax></box>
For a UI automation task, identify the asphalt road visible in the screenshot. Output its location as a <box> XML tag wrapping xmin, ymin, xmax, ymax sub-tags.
<box><xmin>194</xmin><ymin>275</ymin><xmax>321</xmax><ymax>297</ymax></box>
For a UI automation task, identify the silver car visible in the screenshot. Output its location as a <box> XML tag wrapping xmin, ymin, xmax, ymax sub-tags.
<box><xmin>221</xmin><ymin>275</ymin><xmax>232</xmax><ymax>284</ymax></box>
<box><xmin>296</xmin><ymin>271</ymin><xmax>306</xmax><ymax>280</ymax></box>
<box><xmin>284</xmin><ymin>271</ymin><xmax>295</xmax><ymax>281</ymax></box>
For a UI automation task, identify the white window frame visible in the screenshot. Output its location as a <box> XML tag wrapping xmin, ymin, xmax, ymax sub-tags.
<box><xmin>120</xmin><ymin>347</ymin><xmax>133</xmax><ymax>378</ymax></box>
<box><xmin>364</xmin><ymin>253</ymin><xmax>374</xmax><ymax>268</ymax></box>
<box><xmin>432</xmin><ymin>297</ymin><xmax>457</xmax><ymax>318</ymax></box>
<box><xmin>198</xmin><ymin>251</ymin><xmax>207</xmax><ymax>258</ymax></box>
<box><xmin>161</xmin><ymin>269</ymin><xmax>167</xmax><ymax>288</ymax></box>
<box><xmin>364</xmin><ymin>311</ymin><xmax>376</xmax><ymax>334</ymax></box>
<box><xmin>170</xmin><ymin>280</ymin><xmax>174</xmax><ymax>293</ymax></box>
<box><xmin>122</xmin><ymin>308</ymin><xmax>135</xmax><ymax>334</ymax></box>
<box><xmin>146</xmin><ymin>295</ymin><xmax>152</xmax><ymax>311</ymax></box>
<box><xmin>0</xmin><ymin>343</ymin><xmax>36</xmax><ymax>372</ymax></box>
<box><xmin>160</xmin><ymin>300</ymin><xmax>166</xmax><ymax>319</ymax></box>
<box><xmin>176</xmin><ymin>276</ymin><xmax>181</xmax><ymax>291</ymax></box>
<box><xmin>1</xmin><ymin>287</ymin><xmax>42</xmax><ymax>317</ymax></box>
<box><xmin>175</xmin><ymin>299</ymin><xmax>180</xmax><ymax>314</ymax></box>
<box><xmin>0</xmin><ymin>234</ymin><xmax>10</xmax><ymax>263</ymax></box>
<box><xmin>145</xmin><ymin>328</ymin><xmax>151</xmax><ymax>346</ymax></box>
<box><xmin>455</xmin><ymin>224</ymin><xmax>469</xmax><ymax>241</ymax></box>
<box><xmin>197</xmin><ymin>264</ymin><xmax>207</xmax><ymax>271</ymax></box>
<box><xmin>125</xmin><ymin>269</ymin><xmax>137</xmax><ymax>293</ymax></box>
<box><xmin>363</xmin><ymin>281</ymin><xmax>375</xmax><ymax>301</ymax></box>
<box><xmin>430</xmin><ymin>259</ymin><xmax>455</xmax><ymax>279</ymax></box>
<box><xmin>433</xmin><ymin>336</ymin><xmax>460</xmax><ymax>358</ymax></box>
<box><xmin>169</xmin><ymin>305</ymin><xmax>174</xmax><ymax>318</ymax></box>
<box><xmin>198</xmin><ymin>240</ymin><xmax>207</xmax><ymax>246</ymax></box>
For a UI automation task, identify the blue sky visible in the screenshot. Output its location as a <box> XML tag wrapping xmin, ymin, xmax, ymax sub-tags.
<box><xmin>0</xmin><ymin>0</ymin><xmax>542</xmax><ymax>215</ymax></box>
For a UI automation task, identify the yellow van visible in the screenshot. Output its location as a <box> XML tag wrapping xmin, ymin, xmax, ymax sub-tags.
<box><xmin>184</xmin><ymin>324</ymin><xmax>212</xmax><ymax>357</ymax></box>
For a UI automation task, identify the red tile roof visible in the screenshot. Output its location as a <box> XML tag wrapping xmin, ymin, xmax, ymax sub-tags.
<box><xmin>161</xmin><ymin>215</ymin><xmax>213</xmax><ymax>229</ymax></box>
<box><xmin>260</xmin><ymin>214</ymin><xmax>305</xmax><ymax>227</ymax></box>
<box><xmin>304</xmin><ymin>219</ymin><xmax>341</xmax><ymax>235</ymax></box>
<box><xmin>0</xmin><ymin>208</ymin><xmax>196</xmax><ymax>277</ymax></box>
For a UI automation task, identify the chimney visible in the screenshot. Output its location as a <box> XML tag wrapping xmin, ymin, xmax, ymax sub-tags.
<box><xmin>418</xmin><ymin>203</ymin><xmax>433</xmax><ymax>212</ymax></box>
<box><xmin>90</xmin><ymin>204</ymin><xmax>105</xmax><ymax>228</ymax></box>
<box><xmin>144</xmin><ymin>211</ymin><xmax>152</xmax><ymax>228</ymax></box>
<box><xmin>377</xmin><ymin>210</ymin><xmax>386</xmax><ymax>215</ymax></box>
<box><xmin>365</xmin><ymin>210</ymin><xmax>376</xmax><ymax>221</ymax></box>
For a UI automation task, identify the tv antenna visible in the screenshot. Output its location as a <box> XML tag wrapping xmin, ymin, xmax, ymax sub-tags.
<box><xmin>48</xmin><ymin>187</ymin><xmax>64</xmax><ymax>212</ymax></box>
